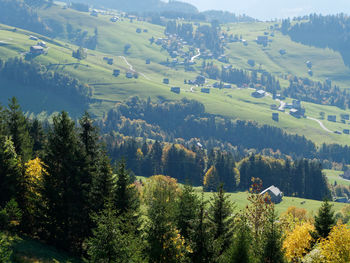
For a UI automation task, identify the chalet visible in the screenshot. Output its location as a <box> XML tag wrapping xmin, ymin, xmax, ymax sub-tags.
<box><xmin>110</xmin><ymin>17</ymin><xmax>119</xmax><ymax>22</ymax></box>
<box><xmin>196</xmin><ymin>75</ymin><xmax>206</xmax><ymax>85</ymax></box>
<box><xmin>171</xmin><ymin>87</ymin><xmax>180</xmax><ymax>94</ymax></box>
<box><xmin>29</xmin><ymin>35</ymin><xmax>38</xmax><ymax>41</ymax></box>
<box><xmin>260</xmin><ymin>185</ymin><xmax>283</xmax><ymax>204</ymax></box>
<box><xmin>290</xmin><ymin>108</ymin><xmax>304</xmax><ymax>118</ymax></box>
<box><xmin>292</xmin><ymin>100</ymin><xmax>301</xmax><ymax>109</ymax></box>
<box><xmin>126</xmin><ymin>72</ymin><xmax>133</xmax><ymax>78</ymax></box>
<box><xmin>272</xmin><ymin>113</ymin><xmax>279</xmax><ymax>122</ymax></box>
<box><xmin>107</xmin><ymin>58</ymin><xmax>114</xmax><ymax>65</ymax></box>
<box><xmin>30</xmin><ymin>45</ymin><xmax>44</xmax><ymax>54</ymax></box>
<box><xmin>251</xmin><ymin>90</ymin><xmax>266</xmax><ymax>98</ymax></box>
<box><xmin>201</xmin><ymin>88</ymin><xmax>210</xmax><ymax>94</ymax></box>
<box><xmin>38</xmin><ymin>41</ymin><xmax>47</xmax><ymax>48</ymax></box>
<box><xmin>256</xmin><ymin>36</ymin><xmax>268</xmax><ymax>46</ymax></box>
<box><xmin>328</xmin><ymin>115</ymin><xmax>337</xmax><ymax>122</ymax></box>
<box><xmin>344</xmin><ymin>129</ymin><xmax>350</xmax><ymax>135</ymax></box>
<box><xmin>163</xmin><ymin>78</ymin><xmax>169</xmax><ymax>84</ymax></box>
<box><xmin>341</xmin><ymin>114</ymin><xmax>350</xmax><ymax>120</ymax></box>
<box><xmin>113</xmin><ymin>69</ymin><xmax>120</xmax><ymax>77</ymax></box>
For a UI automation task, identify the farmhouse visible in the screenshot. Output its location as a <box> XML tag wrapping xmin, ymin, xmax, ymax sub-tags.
<box><xmin>343</xmin><ymin>129</ymin><xmax>350</xmax><ymax>135</ymax></box>
<box><xmin>113</xmin><ymin>69</ymin><xmax>120</xmax><ymax>77</ymax></box>
<box><xmin>260</xmin><ymin>185</ymin><xmax>283</xmax><ymax>204</ymax></box>
<box><xmin>290</xmin><ymin>108</ymin><xmax>303</xmax><ymax>118</ymax></box>
<box><xmin>341</xmin><ymin>114</ymin><xmax>350</xmax><ymax>120</ymax></box>
<box><xmin>256</xmin><ymin>36</ymin><xmax>268</xmax><ymax>46</ymax></box>
<box><xmin>38</xmin><ymin>41</ymin><xmax>47</xmax><ymax>48</ymax></box>
<box><xmin>251</xmin><ymin>89</ymin><xmax>266</xmax><ymax>98</ymax></box>
<box><xmin>328</xmin><ymin>115</ymin><xmax>337</xmax><ymax>122</ymax></box>
<box><xmin>171</xmin><ymin>87</ymin><xmax>180</xmax><ymax>94</ymax></box>
<box><xmin>201</xmin><ymin>88</ymin><xmax>210</xmax><ymax>94</ymax></box>
<box><xmin>223</xmin><ymin>84</ymin><xmax>232</xmax><ymax>89</ymax></box>
<box><xmin>30</xmin><ymin>45</ymin><xmax>44</xmax><ymax>54</ymax></box>
<box><xmin>163</xmin><ymin>78</ymin><xmax>169</xmax><ymax>84</ymax></box>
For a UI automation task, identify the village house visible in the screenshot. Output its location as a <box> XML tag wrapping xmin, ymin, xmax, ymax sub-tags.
<box><xmin>328</xmin><ymin>115</ymin><xmax>337</xmax><ymax>122</ymax></box>
<box><xmin>171</xmin><ymin>87</ymin><xmax>180</xmax><ymax>94</ymax></box>
<box><xmin>201</xmin><ymin>88</ymin><xmax>210</xmax><ymax>94</ymax></box>
<box><xmin>251</xmin><ymin>89</ymin><xmax>266</xmax><ymax>98</ymax></box>
<box><xmin>260</xmin><ymin>185</ymin><xmax>283</xmax><ymax>204</ymax></box>
<box><xmin>30</xmin><ymin>45</ymin><xmax>44</xmax><ymax>55</ymax></box>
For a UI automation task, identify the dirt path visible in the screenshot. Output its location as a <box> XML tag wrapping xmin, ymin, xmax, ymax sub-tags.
<box><xmin>118</xmin><ymin>56</ymin><xmax>150</xmax><ymax>80</ymax></box>
<box><xmin>190</xmin><ymin>48</ymin><xmax>201</xmax><ymax>62</ymax></box>
<box><xmin>307</xmin><ymin>117</ymin><xmax>333</xmax><ymax>133</ymax></box>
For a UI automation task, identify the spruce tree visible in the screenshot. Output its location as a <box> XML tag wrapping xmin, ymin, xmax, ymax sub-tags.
<box><xmin>114</xmin><ymin>160</ymin><xmax>141</xmax><ymax>233</ymax></box>
<box><xmin>221</xmin><ymin>215</ymin><xmax>251</xmax><ymax>263</ymax></box>
<box><xmin>5</xmin><ymin>97</ymin><xmax>32</xmax><ymax>162</ymax></box>
<box><xmin>43</xmin><ymin>111</ymin><xmax>86</xmax><ymax>253</ymax></box>
<box><xmin>314</xmin><ymin>199</ymin><xmax>336</xmax><ymax>238</ymax></box>
<box><xmin>260</xmin><ymin>207</ymin><xmax>286</xmax><ymax>263</ymax></box>
<box><xmin>86</xmin><ymin>200</ymin><xmax>144</xmax><ymax>263</ymax></box>
<box><xmin>175</xmin><ymin>183</ymin><xmax>200</xmax><ymax>241</ymax></box>
<box><xmin>208</xmin><ymin>185</ymin><xmax>235</xmax><ymax>260</ymax></box>
<box><xmin>191</xmin><ymin>193</ymin><xmax>214</xmax><ymax>263</ymax></box>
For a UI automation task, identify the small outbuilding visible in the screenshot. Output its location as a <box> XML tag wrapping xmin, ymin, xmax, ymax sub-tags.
<box><xmin>113</xmin><ymin>69</ymin><xmax>120</xmax><ymax>77</ymax></box>
<box><xmin>251</xmin><ymin>89</ymin><xmax>266</xmax><ymax>98</ymax></box>
<box><xmin>201</xmin><ymin>88</ymin><xmax>210</xmax><ymax>94</ymax></box>
<box><xmin>260</xmin><ymin>185</ymin><xmax>283</xmax><ymax>204</ymax></box>
<box><xmin>328</xmin><ymin>115</ymin><xmax>337</xmax><ymax>122</ymax></box>
<box><xmin>171</xmin><ymin>87</ymin><xmax>180</xmax><ymax>94</ymax></box>
<box><xmin>30</xmin><ymin>45</ymin><xmax>44</xmax><ymax>54</ymax></box>
<box><xmin>126</xmin><ymin>72</ymin><xmax>133</xmax><ymax>78</ymax></box>
<box><xmin>163</xmin><ymin>78</ymin><xmax>169</xmax><ymax>84</ymax></box>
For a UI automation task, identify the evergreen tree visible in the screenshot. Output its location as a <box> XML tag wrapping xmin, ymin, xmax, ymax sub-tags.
<box><xmin>0</xmin><ymin>137</ymin><xmax>21</xmax><ymax>207</ymax></box>
<box><xmin>191</xmin><ymin>193</ymin><xmax>214</xmax><ymax>263</ymax></box>
<box><xmin>29</xmin><ymin>119</ymin><xmax>45</xmax><ymax>155</ymax></box>
<box><xmin>260</xmin><ymin>207</ymin><xmax>286</xmax><ymax>263</ymax></box>
<box><xmin>208</xmin><ymin>185</ymin><xmax>235</xmax><ymax>260</ymax></box>
<box><xmin>0</xmin><ymin>234</ymin><xmax>12</xmax><ymax>263</ymax></box>
<box><xmin>221</xmin><ymin>215</ymin><xmax>251</xmax><ymax>263</ymax></box>
<box><xmin>114</xmin><ymin>160</ymin><xmax>141</xmax><ymax>233</ymax></box>
<box><xmin>5</xmin><ymin>97</ymin><xmax>32</xmax><ymax>162</ymax></box>
<box><xmin>175</xmin><ymin>183</ymin><xmax>200</xmax><ymax>241</ymax></box>
<box><xmin>314</xmin><ymin>199</ymin><xmax>336</xmax><ymax>238</ymax></box>
<box><xmin>86</xmin><ymin>200</ymin><xmax>144</xmax><ymax>263</ymax></box>
<box><xmin>42</xmin><ymin>111</ymin><xmax>86</xmax><ymax>253</ymax></box>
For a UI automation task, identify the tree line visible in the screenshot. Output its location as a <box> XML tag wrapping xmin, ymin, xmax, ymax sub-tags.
<box><xmin>0</xmin><ymin>58</ymin><xmax>92</xmax><ymax>106</ymax></box>
<box><xmin>281</xmin><ymin>14</ymin><xmax>350</xmax><ymax>66</ymax></box>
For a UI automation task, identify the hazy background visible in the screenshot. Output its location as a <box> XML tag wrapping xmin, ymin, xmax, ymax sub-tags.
<box><xmin>180</xmin><ymin>0</ymin><xmax>350</xmax><ymax>20</ymax></box>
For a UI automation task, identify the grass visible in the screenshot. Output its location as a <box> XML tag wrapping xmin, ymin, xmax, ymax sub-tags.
<box><xmin>1</xmin><ymin>4</ymin><xmax>350</xmax><ymax>146</ymax></box>
<box><xmin>324</xmin><ymin>169</ymin><xmax>350</xmax><ymax>186</ymax></box>
<box><xmin>1</xmin><ymin>233</ymin><xmax>81</xmax><ymax>263</ymax></box>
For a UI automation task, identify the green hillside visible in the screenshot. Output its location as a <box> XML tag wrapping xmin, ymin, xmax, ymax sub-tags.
<box><xmin>2</xmin><ymin>4</ymin><xmax>350</xmax><ymax>146</ymax></box>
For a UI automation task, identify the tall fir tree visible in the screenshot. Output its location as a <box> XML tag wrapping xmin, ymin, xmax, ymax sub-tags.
<box><xmin>175</xmin><ymin>183</ymin><xmax>200</xmax><ymax>241</ymax></box>
<box><xmin>191</xmin><ymin>193</ymin><xmax>214</xmax><ymax>263</ymax></box>
<box><xmin>5</xmin><ymin>97</ymin><xmax>32</xmax><ymax>162</ymax></box>
<box><xmin>42</xmin><ymin>111</ymin><xmax>86</xmax><ymax>253</ymax></box>
<box><xmin>314</xmin><ymin>199</ymin><xmax>336</xmax><ymax>239</ymax></box>
<box><xmin>260</xmin><ymin>207</ymin><xmax>286</xmax><ymax>263</ymax></box>
<box><xmin>221</xmin><ymin>215</ymin><xmax>252</xmax><ymax>263</ymax></box>
<box><xmin>208</xmin><ymin>184</ymin><xmax>235</xmax><ymax>261</ymax></box>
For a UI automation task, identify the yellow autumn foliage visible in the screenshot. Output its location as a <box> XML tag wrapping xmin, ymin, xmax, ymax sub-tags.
<box><xmin>319</xmin><ymin>224</ymin><xmax>350</xmax><ymax>263</ymax></box>
<box><xmin>25</xmin><ymin>157</ymin><xmax>48</xmax><ymax>197</ymax></box>
<box><xmin>283</xmin><ymin>222</ymin><xmax>315</xmax><ymax>262</ymax></box>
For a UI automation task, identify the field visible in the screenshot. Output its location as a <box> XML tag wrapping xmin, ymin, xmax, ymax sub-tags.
<box><xmin>1</xmin><ymin>4</ymin><xmax>350</xmax><ymax>146</ymax></box>
<box><xmin>324</xmin><ymin>169</ymin><xmax>350</xmax><ymax>186</ymax></box>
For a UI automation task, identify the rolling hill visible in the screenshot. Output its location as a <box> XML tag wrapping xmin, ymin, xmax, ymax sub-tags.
<box><xmin>1</xmin><ymin>3</ymin><xmax>350</xmax><ymax>146</ymax></box>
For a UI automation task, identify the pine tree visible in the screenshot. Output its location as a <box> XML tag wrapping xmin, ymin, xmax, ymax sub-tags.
<box><xmin>191</xmin><ymin>193</ymin><xmax>214</xmax><ymax>263</ymax></box>
<box><xmin>175</xmin><ymin>183</ymin><xmax>200</xmax><ymax>241</ymax></box>
<box><xmin>314</xmin><ymin>199</ymin><xmax>336</xmax><ymax>238</ymax></box>
<box><xmin>86</xmin><ymin>200</ymin><xmax>144</xmax><ymax>263</ymax></box>
<box><xmin>261</xmin><ymin>207</ymin><xmax>286</xmax><ymax>263</ymax></box>
<box><xmin>0</xmin><ymin>137</ymin><xmax>21</xmax><ymax>207</ymax></box>
<box><xmin>208</xmin><ymin>185</ymin><xmax>235</xmax><ymax>260</ymax></box>
<box><xmin>42</xmin><ymin>111</ymin><xmax>86</xmax><ymax>253</ymax></box>
<box><xmin>5</xmin><ymin>97</ymin><xmax>32</xmax><ymax>162</ymax></box>
<box><xmin>114</xmin><ymin>160</ymin><xmax>141</xmax><ymax>233</ymax></box>
<box><xmin>221</xmin><ymin>215</ymin><xmax>251</xmax><ymax>263</ymax></box>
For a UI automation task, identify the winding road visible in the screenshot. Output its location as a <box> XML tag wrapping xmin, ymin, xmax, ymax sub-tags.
<box><xmin>190</xmin><ymin>48</ymin><xmax>201</xmax><ymax>62</ymax></box>
<box><xmin>306</xmin><ymin>117</ymin><xmax>333</xmax><ymax>133</ymax></box>
<box><xmin>118</xmin><ymin>56</ymin><xmax>150</xmax><ymax>80</ymax></box>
